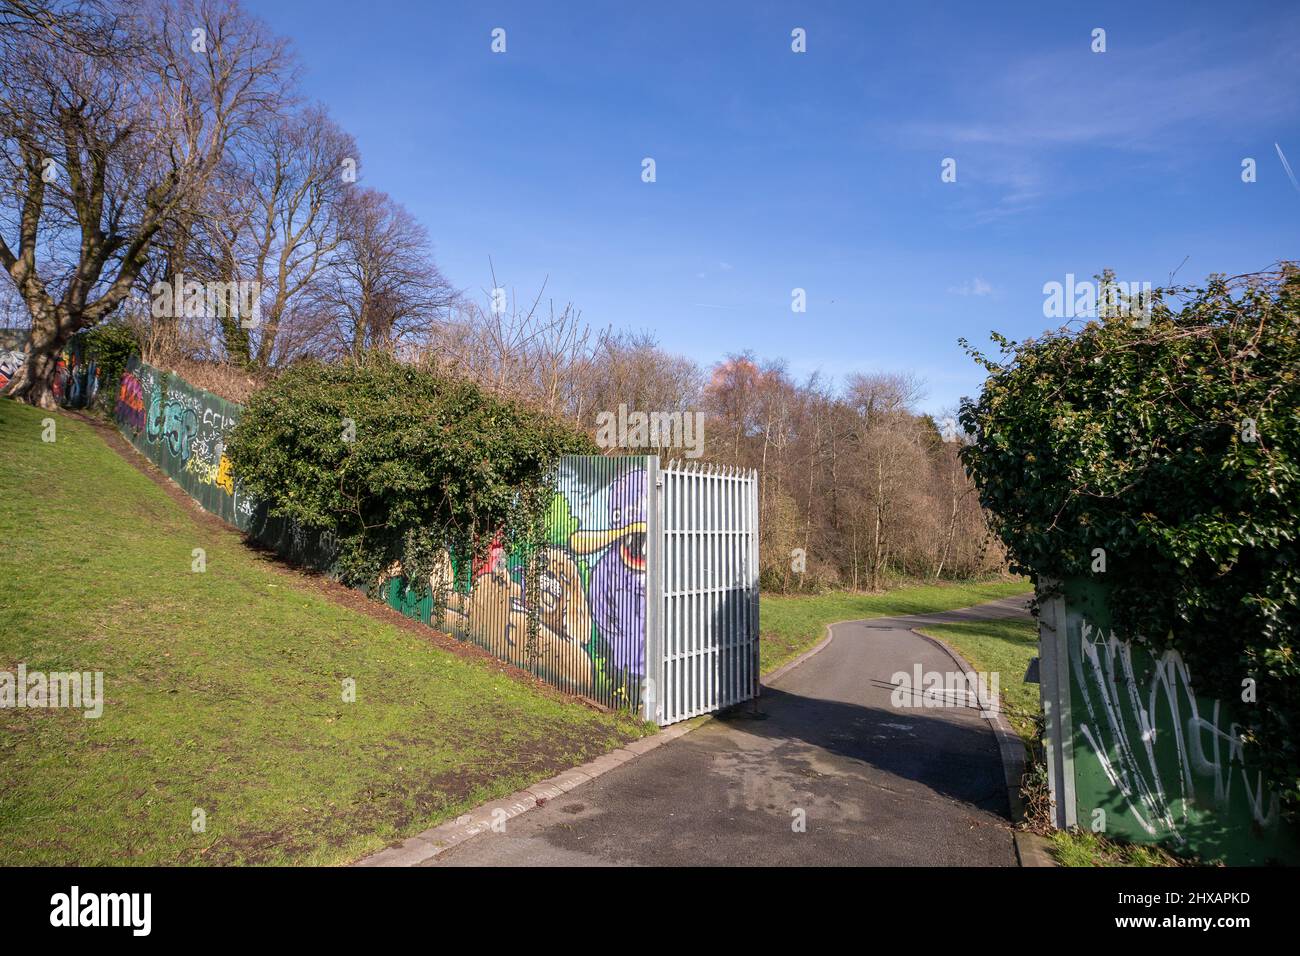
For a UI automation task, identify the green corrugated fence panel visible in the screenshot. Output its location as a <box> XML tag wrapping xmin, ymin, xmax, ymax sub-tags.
<box><xmin>1060</xmin><ymin>576</ymin><xmax>1300</xmax><ymax>865</ymax></box>
<box><xmin>112</xmin><ymin>357</ymin><xmax>335</xmax><ymax>570</ymax></box>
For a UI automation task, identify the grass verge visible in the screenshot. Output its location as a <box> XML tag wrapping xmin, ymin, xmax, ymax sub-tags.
<box><xmin>760</xmin><ymin>579</ymin><xmax>1031</xmax><ymax>674</ymax></box>
<box><xmin>914</xmin><ymin>617</ymin><xmax>1040</xmax><ymax>745</ymax></box>
<box><xmin>1048</xmin><ymin>829</ymin><xmax>1192</xmax><ymax>867</ymax></box>
<box><xmin>0</xmin><ymin>399</ymin><xmax>648</xmax><ymax>865</ymax></box>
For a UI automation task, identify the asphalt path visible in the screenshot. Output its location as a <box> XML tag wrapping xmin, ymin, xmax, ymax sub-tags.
<box><xmin>428</xmin><ymin>595</ymin><xmax>1033</xmax><ymax>866</ymax></box>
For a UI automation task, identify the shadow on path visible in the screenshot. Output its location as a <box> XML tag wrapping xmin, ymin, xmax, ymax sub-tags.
<box><xmin>429</xmin><ymin>594</ymin><xmax>1033</xmax><ymax>866</ymax></box>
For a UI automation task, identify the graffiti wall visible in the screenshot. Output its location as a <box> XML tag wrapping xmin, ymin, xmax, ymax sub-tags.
<box><xmin>96</xmin><ymin>359</ymin><xmax>756</xmax><ymax>722</ymax></box>
<box><xmin>53</xmin><ymin>338</ymin><xmax>101</xmax><ymax>409</ymax></box>
<box><xmin>378</xmin><ymin>457</ymin><xmax>650</xmax><ymax>710</ymax></box>
<box><xmin>116</xmin><ymin>356</ymin><xmax>249</xmax><ymax>526</ymax></box>
<box><xmin>0</xmin><ymin>329</ymin><xmax>25</xmax><ymax>393</ymax></box>
<box><xmin>106</xmin><ymin>358</ymin><xmax>650</xmax><ymax>710</ymax></box>
<box><xmin>0</xmin><ymin>328</ymin><xmax>101</xmax><ymax>409</ymax></box>
<box><xmin>1053</xmin><ymin>578</ymin><xmax>1300</xmax><ymax>865</ymax></box>
<box><xmin>113</xmin><ymin>357</ymin><xmax>332</xmax><ymax>567</ymax></box>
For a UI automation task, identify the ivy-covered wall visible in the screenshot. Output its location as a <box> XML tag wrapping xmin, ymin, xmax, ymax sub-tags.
<box><xmin>380</xmin><ymin>457</ymin><xmax>651</xmax><ymax>710</ymax></box>
<box><xmin>108</xmin><ymin>357</ymin><xmax>650</xmax><ymax>712</ymax></box>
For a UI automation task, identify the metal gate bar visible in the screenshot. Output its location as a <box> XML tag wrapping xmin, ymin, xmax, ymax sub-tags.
<box><xmin>652</xmin><ymin>460</ymin><xmax>759</xmax><ymax>725</ymax></box>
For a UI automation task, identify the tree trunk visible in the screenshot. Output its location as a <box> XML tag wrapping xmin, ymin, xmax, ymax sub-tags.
<box><xmin>870</xmin><ymin>460</ymin><xmax>885</xmax><ymax>590</ymax></box>
<box><xmin>256</xmin><ymin>305</ymin><xmax>281</xmax><ymax>367</ymax></box>
<box><xmin>801</xmin><ymin>420</ymin><xmax>817</xmax><ymax>592</ymax></box>
<box><xmin>218</xmin><ymin>261</ymin><xmax>252</xmax><ymax>366</ymax></box>
<box><xmin>850</xmin><ymin>523</ymin><xmax>859</xmax><ymax>592</ymax></box>
<box><xmin>935</xmin><ymin>470</ymin><xmax>961</xmax><ymax>579</ymax></box>
<box><xmin>936</xmin><ymin>498</ymin><xmax>959</xmax><ymax>580</ymax></box>
<box><xmin>5</xmin><ymin>307</ymin><xmax>65</xmax><ymax>410</ymax></box>
<box><xmin>220</xmin><ymin>309</ymin><xmax>252</xmax><ymax>366</ymax></box>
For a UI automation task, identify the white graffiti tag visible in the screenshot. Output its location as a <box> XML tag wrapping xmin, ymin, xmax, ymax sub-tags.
<box><xmin>1071</xmin><ymin>621</ymin><xmax>1279</xmax><ymax>841</ymax></box>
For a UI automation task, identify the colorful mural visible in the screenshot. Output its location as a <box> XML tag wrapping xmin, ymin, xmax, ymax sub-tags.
<box><xmin>0</xmin><ymin>330</ymin><xmax>100</xmax><ymax>407</ymax></box>
<box><xmin>0</xmin><ymin>329</ymin><xmax>27</xmax><ymax>393</ymax></box>
<box><xmin>575</xmin><ymin>468</ymin><xmax>648</xmax><ymax>678</ymax></box>
<box><xmin>117</xmin><ymin>359</ymin><xmax>253</xmax><ymax>527</ymax></box>
<box><xmin>115</xmin><ymin>369</ymin><xmax>145</xmax><ymax>431</ymax></box>
<box><xmin>110</xmin><ymin>357</ymin><xmax>327</xmax><ymax>569</ymax></box>
<box><xmin>102</xmin><ymin>358</ymin><xmax>653</xmax><ymax>710</ymax></box>
<box><xmin>378</xmin><ymin>458</ymin><xmax>651</xmax><ymax>709</ymax></box>
<box><xmin>0</xmin><ymin>347</ymin><xmax>24</xmax><ymax>392</ymax></box>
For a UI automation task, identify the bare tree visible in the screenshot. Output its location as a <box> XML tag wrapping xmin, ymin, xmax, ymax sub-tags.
<box><xmin>0</xmin><ymin>0</ymin><xmax>287</xmax><ymax>405</ymax></box>
<box><xmin>580</xmin><ymin>329</ymin><xmax>703</xmax><ymax>434</ymax></box>
<box><xmin>424</xmin><ymin>272</ymin><xmax>600</xmax><ymax>420</ymax></box>
<box><xmin>0</xmin><ymin>1</ymin><xmax>128</xmax><ymax>57</ymax></box>
<box><xmin>148</xmin><ymin>0</ymin><xmax>294</xmax><ymax>357</ymax></box>
<box><xmin>304</xmin><ymin>187</ymin><xmax>457</xmax><ymax>360</ymax></box>
<box><xmin>416</xmin><ymin>273</ymin><xmax>705</xmax><ymax>437</ymax></box>
<box><xmin>238</xmin><ymin>106</ymin><xmax>354</xmax><ymax>366</ymax></box>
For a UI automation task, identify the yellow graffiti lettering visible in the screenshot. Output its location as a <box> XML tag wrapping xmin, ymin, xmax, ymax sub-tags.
<box><xmin>216</xmin><ymin>455</ymin><xmax>234</xmax><ymax>495</ymax></box>
<box><xmin>185</xmin><ymin>453</ymin><xmax>225</xmax><ymax>490</ymax></box>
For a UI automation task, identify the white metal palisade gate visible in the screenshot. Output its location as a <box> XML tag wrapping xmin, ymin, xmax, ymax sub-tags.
<box><xmin>645</xmin><ymin>458</ymin><xmax>760</xmax><ymax>725</ymax></box>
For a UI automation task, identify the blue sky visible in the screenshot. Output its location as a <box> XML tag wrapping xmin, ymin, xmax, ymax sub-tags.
<box><xmin>247</xmin><ymin>0</ymin><xmax>1300</xmax><ymax>414</ymax></box>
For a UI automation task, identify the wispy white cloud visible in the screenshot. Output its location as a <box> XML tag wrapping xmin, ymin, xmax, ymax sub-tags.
<box><xmin>695</xmin><ymin>261</ymin><xmax>736</xmax><ymax>279</ymax></box>
<box><xmin>916</xmin><ymin>28</ymin><xmax>1298</xmax><ymax>150</ymax></box>
<box><xmin>948</xmin><ymin>277</ymin><xmax>994</xmax><ymax>297</ymax></box>
<box><xmin>902</xmin><ymin>20</ymin><xmax>1300</xmax><ymax>222</ymax></box>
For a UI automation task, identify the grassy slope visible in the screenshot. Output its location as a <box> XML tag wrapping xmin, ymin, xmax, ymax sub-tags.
<box><xmin>760</xmin><ymin>579</ymin><xmax>1031</xmax><ymax>674</ymax></box>
<box><xmin>914</xmin><ymin>617</ymin><xmax>1040</xmax><ymax>745</ymax></box>
<box><xmin>0</xmin><ymin>400</ymin><xmax>646</xmax><ymax>866</ymax></box>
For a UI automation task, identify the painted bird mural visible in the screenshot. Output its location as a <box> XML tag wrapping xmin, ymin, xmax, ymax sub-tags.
<box><xmin>570</xmin><ymin>469</ymin><xmax>648</xmax><ymax>678</ymax></box>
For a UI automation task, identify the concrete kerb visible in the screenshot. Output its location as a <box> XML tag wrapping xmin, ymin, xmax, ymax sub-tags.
<box><xmin>1012</xmin><ymin>830</ymin><xmax>1059</xmax><ymax>867</ymax></box>
<box><xmin>761</xmin><ymin>622</ymin><xmax>837</xmax><ymax>686</ymax></box>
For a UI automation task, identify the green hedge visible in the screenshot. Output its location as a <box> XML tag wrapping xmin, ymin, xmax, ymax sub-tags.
<box><xmin>225</xmin><ymin>352</ymin><xmax>597</xmax><ymax>594</ymax></box>
<box><xmin>960</xmin><ymin>266</ymin><xmax>1300</xmax><ymax>815</ymax></box>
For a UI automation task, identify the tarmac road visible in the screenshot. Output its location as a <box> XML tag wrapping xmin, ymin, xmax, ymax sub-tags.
<box><xmin>427</xmin><ymin>595</ymin><xmax>1033</xmax><ymax>867</ymax></box>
